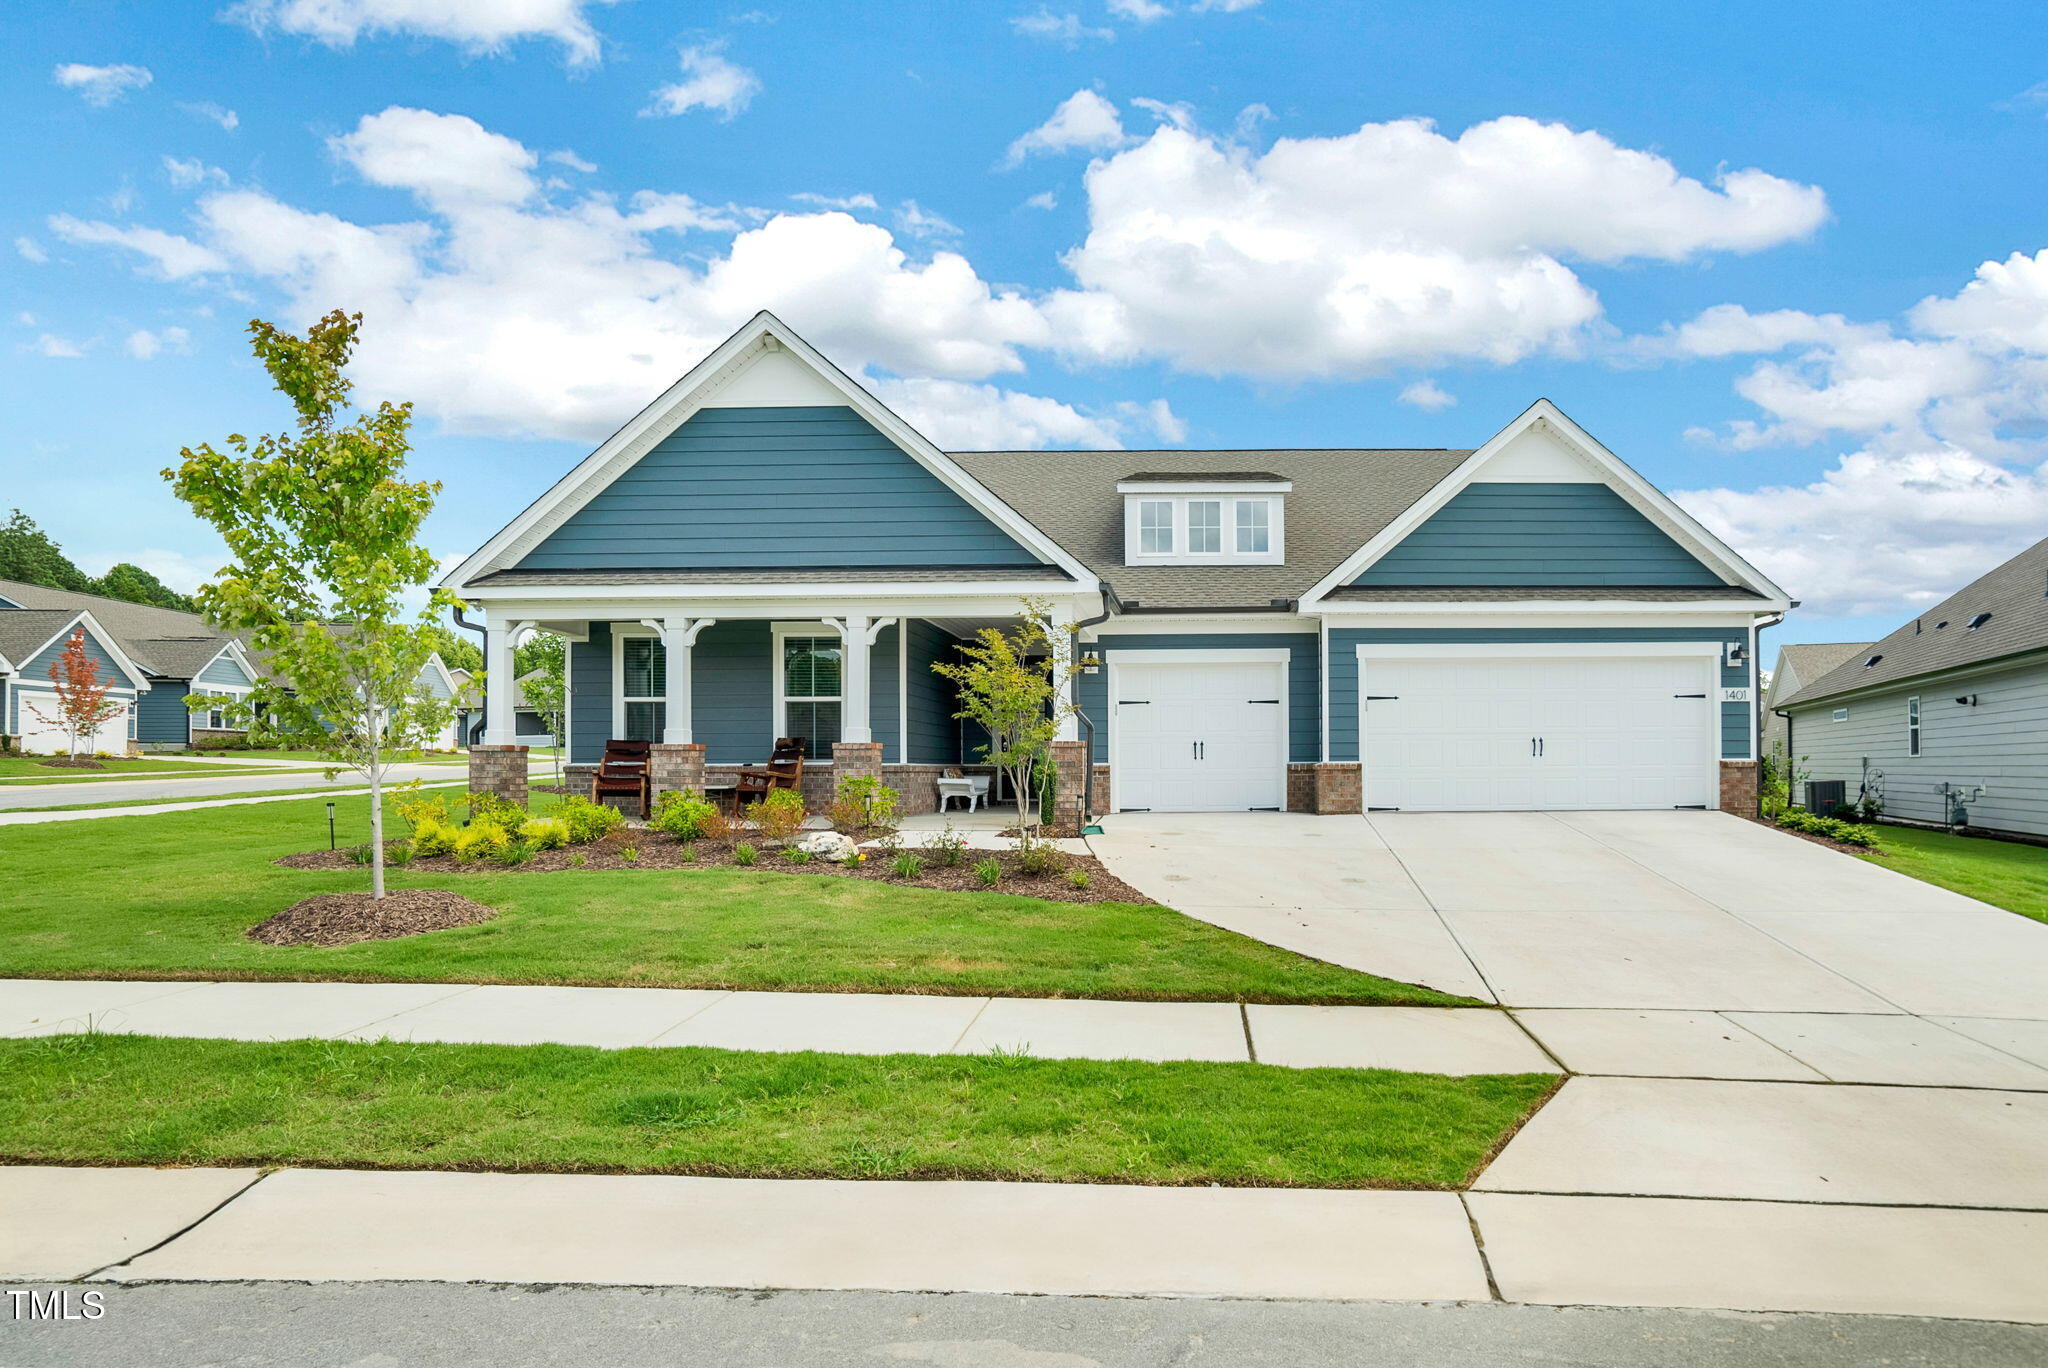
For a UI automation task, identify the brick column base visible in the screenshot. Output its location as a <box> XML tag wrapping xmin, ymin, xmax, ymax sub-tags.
<box><xmin>1719</xmin><ymin>760</ymin><xmax>1759</xmax><ymax>815</ymax></box>
<box><xmin>1046</xmin><ymin>739</ymin><xmax>1088</xmax><ymax>836</ymax></box>
<box><xmin>1288</xmin><ymin>762</ymin><xmax>1362</xmax><ymax>814</ymax></box>
<box><xmin>648</xmin><ymin>743</ymin><xmax>706</xmax><ymax>806</ymax></box>
<box><xmin>468</xmin><ymin>745</ymin><xmax>528</xmax><ymax>810</ymax></box>
<box><xmin>830</xmin><ymin>743</ymin><xmax>884</xmax><ymax>812</ymax></box>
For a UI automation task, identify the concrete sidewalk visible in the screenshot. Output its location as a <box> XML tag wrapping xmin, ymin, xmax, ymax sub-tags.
<box><xmin>0</xmin><ymin>978</ymin><xmax>1556</xmax><ymax>1073</ymax></box>
<box><xmin>6</xmin><ymin>1164</ymin><xmax>2043</xmax><ymax>1322</ymax></box>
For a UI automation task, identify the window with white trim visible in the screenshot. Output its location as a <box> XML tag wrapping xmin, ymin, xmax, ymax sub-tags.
<box><xmin>1907</xmin><ymin>696</ymin><xmax>1921</xmax><ymax>756</ymax></box>
<box><xmin>1831</xmin><ymin>707</ymin><xmax>1848</xmax><ymax>722</ymax></box>
<box><xmin>127</xmin><ymin>702</ymin><xmax>137</xmax><ymax>741</ymax></box>
<box><xmin>203</xmin><ymin>687</ymin><xmax>250</xmax><ymax>732</ymax></box>
<box><xmin>778</xmin><ymin>632</ymin><xmax>842</xmax><ymax>757</ymax></box>
<box><xmin>620</xmin><ymin>636</ymin><xmax>666</xmax><ymax>742</ymax></box>
<box><xmin>1120</xmin><ymin>487</ymin><xmax>1287</xmax><ymax>565</ymax></box>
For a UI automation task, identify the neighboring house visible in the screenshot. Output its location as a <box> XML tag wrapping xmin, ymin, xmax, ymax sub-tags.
<box><xmin>446</xmin><ymin>312</ymin><xmax>1789</xmax><ymax>819</ymax></box>
<box><xmin>0</xmin><ymin>579</ymin><xmax>257</xmax><ymax>754</ymax></box>
<box><xmin>1775</xmin><ymin>535</ymin><xmax>2048</xmax><ymax>838</ymax></box>
<box><xmin>0</xmin><ymin>578</ymin><xmax>462</xmax><ymax>753</ymax></box>
<box><xmin>1762</xmin><ymin>641</ymin><xmax>1870</xmax><ymax>762</ymax></box>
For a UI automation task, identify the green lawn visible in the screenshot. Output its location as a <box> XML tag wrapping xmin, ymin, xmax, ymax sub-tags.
<box><xmin>0</xmin><ymin>755</ymin><xmax>295</xmax><ymax>782</ymax></box>
<box><xmin>6</xmin><ymin>778</ymin><xmax>467</xmax><ymax>814</ymax></box>
<box><xmin>0</xmin><ymin>1033</ymin><xmax>1553</xmax><ymax>1188</ymax></box>
<box><xmin>1862</xmin><ymin>825</ymin><xmax>2048</xmax><ymax>924</ymax></box>
<box><xmin>0</xmin><ymin>792</ymin><xmax>1465</xmax><ymax>1005</ymax></box>
<box><xmin>174</xmin><ymin>748</ymin><xmax>467</xmax><ymax>765</ymax></box>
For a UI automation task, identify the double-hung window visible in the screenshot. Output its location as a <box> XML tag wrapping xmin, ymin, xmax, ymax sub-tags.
<box><xmin>621</xmin><ymin>636</ymin><xmax>666</xmax><ymax>742</ymax></box>
<box><xmin>1907</xmin><ymin>696</ymin><xmax>1921</xmax><ymax>757</ymax></box>
<box><xmin>779</xmin><ymin>633</ymin><xmax>842</xmax><ymax>757</ymax></box>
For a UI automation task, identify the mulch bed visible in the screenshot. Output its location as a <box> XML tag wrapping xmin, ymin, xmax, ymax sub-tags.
<box><xmin>276</xmin><ymin>830</ymin><xmax>1152</xmax><ymax>906</ymax></box>
<box><xmin>36</xmin><ymin>757</ymin><xmax>106</xmax><ymax>770</ymax></box>
<box><xmin>247</xmin><ymin>889</ymin><xmax>500</xmax><ymax>947</ymax></box>
<box><xmin>1736</xmin><ymin>811</ymin><xmax>1887</xmax><ymax>857</ymax></box>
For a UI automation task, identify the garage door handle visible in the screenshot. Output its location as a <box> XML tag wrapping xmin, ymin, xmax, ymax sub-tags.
<box><xmin>1121</xmin><ymin>700</ymin><xmax>1150</xmax><ymax>705</ymax></box>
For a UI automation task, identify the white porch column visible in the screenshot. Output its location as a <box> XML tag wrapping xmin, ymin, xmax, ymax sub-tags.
<box><xmin>483</xmin><ymin>616</ymin><xmax>529</xmax><ymax>745</ymax></box>
<box><xmin>1053</xmin><ymin>630</ymin><xmax>1080</xmax><ymax>741</ymax></box>
<box><xmin>642</xmin><ymin>617</ymin><xmax>714</xmax><ymax>744</ymax></box>
<box><xmin>823</xmin><ymin>616</ymin><xmax>897</xmax><ymax>746</ymax></box>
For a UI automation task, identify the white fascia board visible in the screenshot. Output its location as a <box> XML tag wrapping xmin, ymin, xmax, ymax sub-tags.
<box><xmin>190</xmin><ymin>637</ymin><xmax>260</xmax><ymax>686</ymax></box>
<box><xmin>476</xmin><ymin>591</ymin><xmax>1103</xmax><ymax>623</ymax></box>
<box><xmin>462</xmin><ymin>578</ymin><xmax>1093</xmax><ymax>604</ymax></box>
<box><xmin>1298</xmin><ymin>399</ymin><xmax>1792</xmax><ymax>608</ymax></box>
<box><xmin>1115</xmin><ymin>480</ymin><xmax>1293</xmax><ymax>494</ymax></box>
<box><xmin>1315</xmin><ymin>598</ymin><xmax>1788</xmax><ymax>617</ymax></box>
<box><xmin>441</xmin><ymin>311</ymin><xmax>1092</xmax><ymax>591</ymax></box>
<box><xmin>1081</xmin><ymin>614</ymin><xmax>1313</xmax><ymax>639</ymax></box>
<box><xmin>1106</xmin><ymin>647</ymin><xmax>1294</xmax><ymax>665</ymax></box>
<box><xmin>1319</xmin><ymin>611</ymin><xmax>1762</xmax><ymax>631</ymax></box>
<box><xmin>20</xmin><ymin>610</ymin><xmax>154</xmax><ymax>692</ymax></box>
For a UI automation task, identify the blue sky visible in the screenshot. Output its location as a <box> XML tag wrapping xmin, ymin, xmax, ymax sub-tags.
<box><xmin>7</xmin><ymin>0</ymin><xmax>2048</xmax><ymax>649</ymax></box>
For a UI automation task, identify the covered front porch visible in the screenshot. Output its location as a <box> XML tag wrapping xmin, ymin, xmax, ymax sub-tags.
<box><xmin>467</xmin><ymin>579</ymin><xmax>1099</xmax><ymax>822</ymax></box>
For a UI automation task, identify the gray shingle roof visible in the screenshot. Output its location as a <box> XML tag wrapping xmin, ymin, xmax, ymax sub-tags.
<box><xmin>1763</xmin><ymin>641</ymin><xmax>1871</xmax><ymax>711</ymax></box>
<box><xmin>949</xmin><ymin>448</ymin><xmax>1474</xmax><ymax>609</ymax></box>
<box><xmin>0</xmin><ymin>578</ymin><xmax>239</xmax><ymax>680</ymax></box>
<box><xmin>1325</xmin><ymin>586</ymin><xmax>1763</xmax><ymax>604</ymax></box>
<box><xmin>0</xmin><ymin>609</ymin><xmax>83</xmax><ymax>670</ymax></box>
<box><xmin>1777</xmin><ymin>536</ymin><xmax>2048</xmax><ymax>708</ymax></box>
<box><xmin>467</xmin><ymin>566</ymin><xmax>1075</xmax><ymax>588</ymax></box>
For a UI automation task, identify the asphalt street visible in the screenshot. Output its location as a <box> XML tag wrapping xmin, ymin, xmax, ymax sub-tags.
<box><xmin>2</xmin><ymin>1283</ymin><xmax>2040</xmax><ymax>1368</ymax></box>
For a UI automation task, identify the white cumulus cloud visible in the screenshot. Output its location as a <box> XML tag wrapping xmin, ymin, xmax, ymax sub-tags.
<box><xmin>33</xmin><ymin>334</ymin><xmax>87</xmax><ymax>358</ymax></box>
<box><xmin>164</xmin><ymin>157</ymin><xmax>229</xmax><ymax>189</ymax></box>
<box><xmin>1397</xmin><ymin>379</ymin><xmax>1456</xmax><ymax>411</ymax></box>
<box><xmin>646</xmin><ymin>44</ymin><xmax>760</xmax><ymax>120</ymax></box>
<box><xmin>125</xmin><ymin>326</ymin><xmax>192</xmax><ymax>359</ymax></box>
<box><xmin>1010</xmin><ymin>10</ymin><xmax>1115</xmax><ymax>45</ymax></box>
<box><xmin>178</xmin><ymin>101</ymin><xmax>240</xmax><ymax>130</ymax></box>
<box><xmin>48</xmin><ymin>215</ymin><xmax>231</xmax><ymax>278</ymax></box>
<box><xmin>53</xmin><ymin>63</ymin><xmax>152</xmax><ymax>106</ymax></box>
<box><xmin>227</xmin><ymin>0</ymin><xmax>620</xmax><ymax>63</ymax></box>
<box><xmin>1004</xmin><ymin>89</ymin><xmax>1129</xmax><ymax>166</ymax></box>
<box><xmin>1040</xmin><ymin>115</ymin><xmax>1827</xmax><ymax>379</ymax></box>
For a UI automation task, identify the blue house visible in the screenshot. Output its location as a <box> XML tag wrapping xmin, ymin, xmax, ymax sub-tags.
<box><xmin>444</xmin><ymin>313</ymin><xmax>1790</xmax><ymax>820</ymax></box>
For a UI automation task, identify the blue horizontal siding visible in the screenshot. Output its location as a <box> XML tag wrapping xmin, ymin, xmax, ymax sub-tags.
<box><xmin>905</xmin><ymin>621</ymin><xmax>965</xmax><ymax>764</ymax></box>
<box><xmin>518</xmin><ymin>406</ymin><xmax>1043</xmax><ymax>571</ymax></box>
<box><xmin>137</xmin><ymin>682</ymin><xmax>192</xmax><ymax>744</ymax></box>
<box><xmin>568</xmin><ymin>622</ymin><xmax>613</xmax><ymax>765</ymax></box>
<box><xmin>1356</xmin><ymin>484</ymin><xmax>1727</xmax><ymax>587</ymax></box>
<box><xmin>194</xmin><ymin>652</ymin><xmax>252</xmax><ymax>688</ymax></box>
<box><xmin>1326</xmin><ymin>627</ymin><xmax>1749</xmax><ymax>761</ymax></box>
<box><xmin>20</xmin><ymin>622</ymin><xmax>129</xmax><ymax>684</ymax></box>
<box><xmin>1079</xmin><ymin>633</ymin><xmax>1320</xmax><ymax>764</ymax></box>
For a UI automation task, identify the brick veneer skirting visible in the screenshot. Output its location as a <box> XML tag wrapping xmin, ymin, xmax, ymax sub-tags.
<box><xmin>1287</xmin><ymin>762</ymin><xmax>1362</xmax><ymax>814</ymax></box>
<box><xmin>468</xmin><ymin>744</ymin><xmax>528</xmax><ymax>809</ymax></box>
<box><xmin>1047</xmin><ymin>739</ymin><xmax>1088</xmax><ymax>836</ymax></box>
<box><xmin>1719</xmin><ymin>759</ymin><xmax>1759</xmax><ymax>815</ymax></box>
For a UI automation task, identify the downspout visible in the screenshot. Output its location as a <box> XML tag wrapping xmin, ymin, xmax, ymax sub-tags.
<box><xmin>452</xmin><ymin>603</ymin><xmax>488</xmax><ymax>747</ymax></box>
<box><xmin>1756</xmin><ymin>610</ymin><xmax>1786</xmax><ymax>813</ymax></box>
<box><xmin>1069</xmin><ymin>581</ymin><xmax>1119</xmax><ymax>831</ymax></box>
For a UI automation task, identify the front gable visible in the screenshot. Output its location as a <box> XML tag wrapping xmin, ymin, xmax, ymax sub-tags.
<box><xmin>516</xmin><ymin>405</ymin><xmax>1045</xmax><ymax>572</ymax></box>
<box><xmin>445</xmin><ymin>312</ymin><xmax>1089</xmax><ymax>591</ymax></box>
<box><xmin>1304</xmin><ymin>400</ymin><xmax>1789</xmax><ymax>607</ymax></box>
<box><xmin>14</xmin><ymin>612</ymin><xmax>152</xmax><ymax>692</ymax></box>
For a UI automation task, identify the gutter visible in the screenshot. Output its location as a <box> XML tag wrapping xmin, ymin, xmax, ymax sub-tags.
<box><xmin>1067</xmin><ymin>581</ymin><xmax>1118</xmax><ymax>833</ymax></box>
<box><xmin>452</xmin><ymin>603</ymin><xmax>488</xmax><ymax>747</ymax></box>
<box><xmin>1776</xmin><ymin>643</ymin><xmax>2048</xmax><ymax>714</ymax></box>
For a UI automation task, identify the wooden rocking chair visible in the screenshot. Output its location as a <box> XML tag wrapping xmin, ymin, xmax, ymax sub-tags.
<box><xmin>591</xmin><ymin>738</ymin><xmax>652</xmax><ymax>818</ymax></box>
<box><xmin>727</xmin><ymin>736</ymin><xmax>806</xmax><ymax>810</ymax></box>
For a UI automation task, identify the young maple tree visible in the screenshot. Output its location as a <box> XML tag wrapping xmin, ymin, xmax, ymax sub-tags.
<box><xmin>931</xmin><ymin>597</ymin><xmax>1088</xmax><ymax>847</ymax></box>
<box><xmin>26</xmin><ymin>628</ymin><xmax>127</xmax><ymax>759</ymax></box>
<box><xmin>166</xmin><ymin>309</ymin><xmax>457</xmax><ymax>898</ymax></box>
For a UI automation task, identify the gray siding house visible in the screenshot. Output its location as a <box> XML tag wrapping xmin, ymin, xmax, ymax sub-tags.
<box><xmin>448</xmin><ymin>313</ymin><xmax>1790</xmax><ymax>822</ymax></box>
<box><xmin>1775</xmin><ymin>536</ymin><xmax>2048</xmax><ymax>838</ymax></box>
<box><xmin>1762</xmin><ymin>640</ymin><xmax>1870</xmax><ymax>762</ymax></box>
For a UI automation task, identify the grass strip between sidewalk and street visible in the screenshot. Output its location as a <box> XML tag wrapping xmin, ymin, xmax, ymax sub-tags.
<box><xmin>0</xmin><ymin>793</ymin><xmax>1470</xmax><ymax>1006</ymax></box>
<box><xmin>0</xmin><ymin>1033</ymin><xmax>1557</xmax><ymax>1189</ymax></box>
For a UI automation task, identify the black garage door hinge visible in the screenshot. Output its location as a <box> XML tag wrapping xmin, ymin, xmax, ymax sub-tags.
<box><xmin>1365</xmin><ymin>695</ymin><xmax>1400</xmax><ymax>700</ymax></box>
<box><xmin>1247</xmin><ymin>698</ymin><xmax>1280</xmax><ymax>704</ymax></box>
<box><xmin>1674</xmin><ymin>693</ymin><xmax>1707</xmax><ymax>698</ymax></box>
<box><xmin>1120</xmin><ymin>700</ymin><xmax>1150</xmax><ymax>705</ymax></box>
<box><xmin>1367</xmin><ymin>806</ymin><xmax>1402</xmax><ymax>812</ymax></box>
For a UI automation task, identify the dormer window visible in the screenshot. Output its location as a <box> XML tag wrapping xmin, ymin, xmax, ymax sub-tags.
<box><xmin>1120</xmin><ymin>474</ymin><xmax>1288</xmax><ymax>565</ymax></box>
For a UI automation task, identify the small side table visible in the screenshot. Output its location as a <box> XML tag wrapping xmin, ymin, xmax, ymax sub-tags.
<box><xmin>936</xmin><ymin>775</ymin><xmax>990</xmax><ymax>812</ymax></box>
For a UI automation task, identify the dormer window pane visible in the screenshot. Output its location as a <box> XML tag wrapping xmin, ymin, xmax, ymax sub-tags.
<box><xmin>1188</xmin><ymin>501</ymin><xmax>1222</xmax><ymax>553</ymax></box>
<box><xmin>1236</xmin><ymin>500</ymin><xmax>1270</xmax><ymax>554</ymax></box>
<box><xmin>1139</xmin><ymin>500</ymin><xmax>1174</xmax><ymax>553</ymax></box>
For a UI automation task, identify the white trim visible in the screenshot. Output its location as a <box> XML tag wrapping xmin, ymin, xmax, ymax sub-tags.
<box><xmin>1906</xmin><ymin>694</ymin><xmax>1922</xmax><ymax>757</ymax></box>
<box><xmin>420</xmin><ymin>651</ymin><xmax>459</xmax><ymax>701</ymax></box>
<box><xmin>187</xmin><ymin>637</ymin><xmax>260</xmax><ymax>688</ymax></box>
<box><xmin>1078</xmin><ymin>615</ymin><xmax>1313</xmax><ymax>640</ymax></box>
<box><xmin>1114</xmin><ymin>480</ymin><xmax>1293</xmax><ymax>494</ymax></box>
<box><xmin>1322</xmin><ymin>611</ymin><xmax>1763</xmax><ymax>632</ymax></box>
<box><xmin>1355</xmin><ymin>647</ymin><xmax>1723</xmax><ymax>810</ymax></box>
<box><xmin>1319</xmin><ymin>617</ymin><xmax>1331</xmax><ymax>764</ymax></box>
<box><xmin>1317</xmin><ymin>598</ymin><xmax>1789</xmax><ymax>616</ymax></box>
<box><xmin>1299</xmin><ymin>400</ymin><xmax>1792</xmax><ymax>609</ymax></box>
<box><xmin>1355</xmin><ymin>642</ymin><xmax>1723</xmax><ymax>661</ymax></box>
<box><xmin>610</xmin><ymin>623</ymin><xmax>662</xmax><ymax>742</ymax></box>
<box><xmin>441</xmin><ymin>312</ymin><xmax>1093</xmax><ymax>590</ymax></box>
<box><xmin>772</xmin><ymin>621</ymin><xmax>848</xmax><ymax>750</ymax></box>
<box><xmin>461</xmin><ymin>580</ymin><xmax>1095</xmax><ymax>605</ymax></box>
<box><xmin>1121</xmin><ymin>493</ymin><xmax>1285</xmax><ymax>567</ymax></box>
<box><xmin>1104</xmin><ymin>650</ymin><xmax>1290</xmax><ymax>813</ymax></box>
<box><xmin>897</xmin><ymin>621</ymin><xmax>908</xmax><ymax>763</ymax></box>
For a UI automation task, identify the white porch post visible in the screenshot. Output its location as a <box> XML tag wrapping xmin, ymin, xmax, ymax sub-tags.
<box><xmin>483</xmin><ymin>616</ymin><xmax>529</xmax><ymax>745</ymax></box>
<box><xmin>1053</xmin><ymin>630</ymin><xmax>1080</xmax><ymax>741</ymax></box>
<box><xmin>838</xmin><ymin>614</ymin><xmax>872</xmax><ymax>744</ymax></box>
<box><xmin>643</xmin><ymin>617</ymin><xmax>714</xmax><ymax>744</ymax></box>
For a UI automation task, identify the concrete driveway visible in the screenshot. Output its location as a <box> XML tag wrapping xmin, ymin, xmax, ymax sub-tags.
<box><xmin>1090</xmin><ymin>810</ymin><xmax>2048</xmax><ymax>1020</ymax></box>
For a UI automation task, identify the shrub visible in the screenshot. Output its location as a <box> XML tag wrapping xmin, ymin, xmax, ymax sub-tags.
<box><xmin>346</xmin><ymin>843</ymin><xmax>375</xmax><ymax>866</ymax></box>
<box><xmin>785</xmin><ymin>847</ymin><xmax>813</xmax><ymax>865</ymax></box>
<box><xmin>652</xmin><ymin>789</ymin><xmax>718</xmax><ymax>841</ymax></box>
<box><xmin>697</xmin><ymin>804</ymin><xmax>736</xmax><ymax>845</ymax></box>
<box><xmin>676</xmin><ymin>841</ymin><xmax>697</xmax><ymax>863</ymax></box>
<box><xmin>467</xmin><ymin>790</ymin><xmax>527</xmax><ymax>828</ymax></box>
<box><xmin>732</xmin><ymin>842</ymin><xmax>759</xmax><ymax>866</ymax></box>
<box><xmin>1016</xmin><ymin>841</ymin><xmax>1063</xmax><ymax>877</ymax></box>
<box><xmin>410</xmin><ymin>819</ymin><xmax>459</xmax><ymax>857</ymax></box>
<box><xmin>830</xmin><ymin>775</ymin><xmax>899</xmax><ymax>832</ymax></box>
<box><xmin>1776</xmin><ymin>807</ymin><xmax>1881</xmax><ymax>848</ymax></box>
<box><xmin>385</xmin><ymin>842</ymin><xmax>416</xmax><ymax>868</ymax></box>
<box><xmin>452</xmin><ymin>819</ymin><xmax>511</xmax><ymax>864</ymax></box>
<box><xmin>975</xmin><ymin>857</ymin><xmax>1002</xmax><ymax>887</ymax></box>
<box><xmin>891</xmin><ymin>850</ymin><xmax>924</xmax><ymax>879</ymax></box>
<box><xmin>518</xmin><ymin>817</ymin><xmax>571</xmax><ymax>850</ymax></box>
<box><xmin>568</xmin><ymin>852</ymin><xmax>586</xmax><ymax>868</ymax></box>
<box><xmin>619</xmin><ymin>844</ymin><xmax>640</xmax><ymax>863</ymax></box>
<box><xmin>393</xmin><ymin>782</ymin><xmax>451</xmax><ymax>834</ymax></box>
<box><xmin>1066</xmin><ymin>867</ymin><xmax>1090</xmax><ymax>889</ymax></box>
<box><xmin>747</xmin><ymin>788</ymin><xmax>808</xmax><ymax>846</ymax></box>
<box><xmin>558</xmin><ymin>794</ymin><xmax>625</xmax><ymax>844</ymax></box>
<box><xmin>927</xmin><ymin>825</ymin><xmax>968</xmax><ymax>868</ymax></box>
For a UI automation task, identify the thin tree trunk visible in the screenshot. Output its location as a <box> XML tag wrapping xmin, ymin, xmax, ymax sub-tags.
<box><xmin>367</xmin><ymin>709</ymin><xmax>386</xmax><ymax>900</ymax></box>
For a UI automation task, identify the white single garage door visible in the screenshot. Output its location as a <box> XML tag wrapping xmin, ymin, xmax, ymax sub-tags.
<box><xmin>1113</xmin><ymin>660</ymin><xmax>1287</xmax><ymax>812</ymax></box>
<box><xmin>1361</xmin><ymin>655</ymin><xmax>1717</xmax><ymax>811</ymax></box>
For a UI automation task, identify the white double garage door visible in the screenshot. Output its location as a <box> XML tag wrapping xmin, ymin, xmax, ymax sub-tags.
<box><xmin>1111</xmin><ymin>647</ymin><xmax>1721</xmax><ymax>813</ymax></box>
